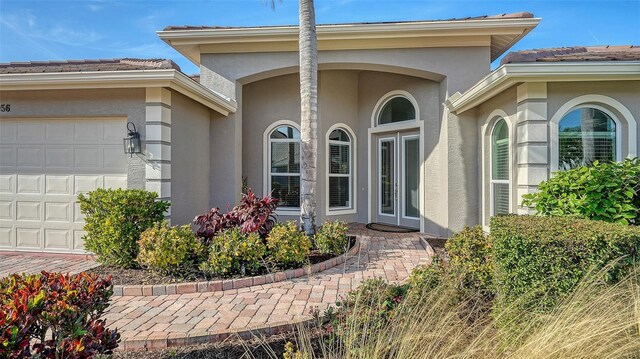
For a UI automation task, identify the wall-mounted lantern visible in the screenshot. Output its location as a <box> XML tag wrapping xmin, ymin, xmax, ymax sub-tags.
<box><xmin>123</xmin><ymin>122</ymin><xmax>141</xmax><ymax>157</ymax></box>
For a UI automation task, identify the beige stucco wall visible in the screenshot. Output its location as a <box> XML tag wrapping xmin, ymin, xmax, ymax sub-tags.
<box><xmin>241</xmin><ymin>69</ymin><xmax>460</xmax><ymax>235</ymax></box>
<box><xmin>0</xmin><ymin>88</ymin><xmax>147</xmax><ymax>188</ymax></box>
<box><xmin>169</xmin><ymin>91</ymin><xmax>213</xmax><ymax>225</ymax></box>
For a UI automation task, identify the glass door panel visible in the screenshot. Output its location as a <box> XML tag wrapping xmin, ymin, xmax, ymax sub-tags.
<box><xmin>378</xmin><ymin>137</ymin><xmax>397</xmax><ymax>224</ymax></box>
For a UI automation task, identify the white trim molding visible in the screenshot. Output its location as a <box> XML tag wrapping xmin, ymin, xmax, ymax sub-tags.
<box><xmin>370</xmin><ymin>90</ymin><xmax>420</xmax><ymax>129</ymax></box>
<box><xmin>325</xmin><ymin>123</ymin><xmax>358</xmax><ymax>216</ymax></box>
<box><xmin>480</xmin><ymin>109</ymin><xmax>515</xmax><ymax>229</ymax></box>
<box><xmin>447</xmin><ymin>62</ymin><xmax>640</xmax><ymax>115</ymax></box>
<box><xmin>549</xmin><ymin>94</ymin><xmax>637</xmax><ymax>171</ymax></box>
<box><xmin>0</xmin><ymin>70</ymin><xmax>237</xmax><ymax>116</ymax></box>
<box><xmin>263</xmin><ymin>120</ymin><xmax>301</xmax><ymax>216</ymax></box>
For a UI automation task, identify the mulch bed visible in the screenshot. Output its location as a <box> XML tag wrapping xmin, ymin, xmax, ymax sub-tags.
<box><xmin>87</xmin><ymin>237</ymin><xmax>356</xmax><ymax>286</ymax></box>
<box><xmin>112</xmin><ymin>327</ymin><xmax>327</xmax><ymax>359</ymax></box>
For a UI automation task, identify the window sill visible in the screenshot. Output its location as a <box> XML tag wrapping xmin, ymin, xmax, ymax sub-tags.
<box><xmin>326</xmin><ymin>209</ymin><xmax>357</xmax><ymax>216</ymax></box>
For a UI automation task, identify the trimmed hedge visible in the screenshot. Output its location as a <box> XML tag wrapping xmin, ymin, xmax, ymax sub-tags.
<box><xmin>137</xmin><ymin>223</ymin><xmax>206</xmax><ymax>276</ymax></box>
<box><xmin>445</xmin><ymin>225</ymin><xmax>494</xmax><ymax>298</ymax></box>
<box><xmin>491</xmin><ymin>215</ymin><xmax>640</xmax><ymax>317</ymax></box>
<box><xmin>78</xmin><ymin>188</ymin><xmax>169</xmax><ymax>268</ymax></box>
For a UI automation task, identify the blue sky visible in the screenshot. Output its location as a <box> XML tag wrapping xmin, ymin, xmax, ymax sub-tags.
<box><xmin>1</xmin><ymin>0</ymin><xmax>638</xmax><ymax>74</ymax></box>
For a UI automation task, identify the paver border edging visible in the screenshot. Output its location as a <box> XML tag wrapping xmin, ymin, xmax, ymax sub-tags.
<box><xmin>112</xmin><ymin>237</ymin><xmax>361</xmax><ymax>297</ymax></box>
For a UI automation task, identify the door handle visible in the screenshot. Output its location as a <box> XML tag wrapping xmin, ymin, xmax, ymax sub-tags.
<box><xmin>394</xmin><ymin>183</ymin><xmax>398</xmax><ymax>201</ymax></box>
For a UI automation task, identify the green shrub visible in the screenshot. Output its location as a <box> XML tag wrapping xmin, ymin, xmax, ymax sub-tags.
<box><xmin>522</xmin><ymin>158</ymin><xmax>640</xmax><ymax>225</ymax></box>
<box><xmin>445</xmin><ymin>225</ymin><xmax>494</xmax><ymax>297</ymax></box>
<box><xmin>78</xmin><ymin>188</ymin><xmax>169</xmax><ymax>268</ymax></box>
<box><xmin>137</xmin><ymin>223</ymin><xmax>205</xmax><ymax>276</ymax></box>
<box><xmin>325</xmin><ymin>278</ymin><xmax>408</xmax><ymax>339</ymax></box>
<box><xmin>200</xmin><ymin>228</ymin><xmax>266</xmax><ymax>276</ymax></box>
<box><xmin>314</xmin><ymin>220</ymin><xmax>350</xmax><ymax>255</ymax></box>
<box><xmin>267</xmin><ymin>221</ymin><xmax>311</xmax><ymax>266</ymax></box>
<box><xmin>490</xmin><ymin>215</ymin><xmax>640</xmax><ymax>327</ymax></box>
<box><xmin>406</xmin><ymin>257</ymin><xmax>447</xmax><ymax>297</ymax></box>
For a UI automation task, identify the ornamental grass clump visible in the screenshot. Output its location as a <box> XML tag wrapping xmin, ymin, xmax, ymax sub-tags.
<box><xmin>267</xmin><ymin>221</ymin><xmax>312</xmax><ymax>266</ymax></box>
<box><xmin>314</xmin><ymin>220</ymin><xmax>350</xmax><ymax>255</ymax></box>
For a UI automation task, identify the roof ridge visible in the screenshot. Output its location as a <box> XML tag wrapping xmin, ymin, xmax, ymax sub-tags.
<box><xmin>501</xmin><ymin>45</ymin><xmax>640</xmax><ymax>65</ymax></box>
<box><xmin>163</xmin><ymin>11</ymin><xmax>534</xmax><ymax>31</ymax></box>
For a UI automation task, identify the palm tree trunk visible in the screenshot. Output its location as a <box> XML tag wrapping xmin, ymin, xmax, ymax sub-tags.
<box><xmin>298</xmin><ymin>0</ymin><xmax>318</xmax><ymax>235</ymax></box>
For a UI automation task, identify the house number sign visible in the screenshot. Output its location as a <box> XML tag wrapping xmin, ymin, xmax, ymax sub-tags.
<box><xmin>0</xmin><ymin>104</ymin><xmax>11</xmax><ymax>112</ymax></box>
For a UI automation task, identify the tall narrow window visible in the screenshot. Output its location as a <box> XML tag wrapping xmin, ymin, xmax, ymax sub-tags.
<box><xmin>491</xmin><ymin>119</ymin><xmax>509</xmax><ymax>215</ymax></box>
<box><xmin>328</xmin><ymin>129</ymin><xmax>352</xmax><ymax>209</ymax></box>
<box><xmin>558</xmin><ymin>107</ymin><xmax>616</xmax><ymax>170</ymax></box>
<box><xmin>269</xmin><ymin>125</ymin><xmax>300</xmax><ymax>208</ymax></box>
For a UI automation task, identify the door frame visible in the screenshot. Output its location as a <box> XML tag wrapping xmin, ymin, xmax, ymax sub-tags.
<box><xmin>368</xmin><ymin>120</ymin><xmax>424</xmax><ymax>232</ymax></box>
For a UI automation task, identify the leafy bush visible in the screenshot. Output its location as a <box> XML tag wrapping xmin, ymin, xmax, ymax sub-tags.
<box><xmin>490</xmin><ymin>215</ymin><xmax>640</xmax><ymax>326</ymax></box>
<box><xmin>0</xmin><ymin>272</ymin><xmax>119</xmax><ymax>358</ymax></box>
<box><xmin>314</xmin><ymin>220</ymin><xmax>350</xmax><ymax>255</ymax></box>
<box><xmin>522</xmin><ymin>158</ymin><xmax>640</xmax><ymax>225</ymax></box>
<box><xmin>406</xmin><ymin>256</ymin><xmax>447</xmax><ymax>297</ymax></box>
<box><xmin>200</xmin><ymin>228</ymin><xmax>267</xmax><ymax>276</ymax></box>
<box><xmin>325</xmin><ymin>278</ymin><xmax>408</xmax><ymax>339</ymax></box>
<box><xmin>445</xmin><ymin>225</ymin><xmax>494</xmax><ymax>298</ymax></box>
<box><xmin>78</xmin><ymin>188</ymin><xmax>169</xmax><ymax>268</ymax></box>
<box><xmin>137</xmin><ymin>222</ymin><xmax>206</xmax><ymax>275</ymax></box>
<box><xmin>266</xmin><ymin>221</ymin><xmax>311</xmax><ymax>266</ymax></box>
<box><xmin>194</xmin><ymin>188</ymin><xmax>279</xmax><ymax>243</ymax></box>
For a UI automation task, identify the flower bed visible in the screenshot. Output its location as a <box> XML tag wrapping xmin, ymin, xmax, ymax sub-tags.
<box><xmin>89</xmin><ymin>236</ymin><xmax>358</xmax><ymax>296</ymax></box>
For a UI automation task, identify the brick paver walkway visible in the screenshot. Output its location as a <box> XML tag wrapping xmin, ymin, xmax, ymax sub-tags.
<box><xmin>104</xmin><ymin>225</ymin><xmax>432</xmax><ymax>349</ymax></box>
<box><xmin>0</xmin><ymin>252</ymin><xmax>98</xmax><ymax>278</ymax></box>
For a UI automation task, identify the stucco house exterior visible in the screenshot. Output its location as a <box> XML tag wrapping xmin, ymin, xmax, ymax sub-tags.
<box><xmin>1</xmin><ymin>12</ymin><xmax>639</xmax><ymax>253</ymax></box>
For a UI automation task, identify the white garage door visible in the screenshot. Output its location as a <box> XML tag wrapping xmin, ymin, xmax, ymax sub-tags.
<box><xmin>0</xmin><ymin>118</ymin><xmax>128</xmax><ymax>253</ymax></box>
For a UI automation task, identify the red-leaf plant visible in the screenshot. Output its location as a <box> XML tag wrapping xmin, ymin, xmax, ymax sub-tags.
<box><xmin>0</xmin><ymin>271</ymin><xmax>120</xmax><ymax>358</ymax></box>
<box><xmin>194</xmin><ymin>188</ymin><xmax>279</xmax><ymax>243</ymax></box>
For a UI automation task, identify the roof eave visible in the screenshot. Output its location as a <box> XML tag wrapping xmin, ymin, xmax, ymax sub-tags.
<box><xmin>0</xmin><ymin>69</ymin><xmax>237</xmax><ymax>115</ymax></box>
<box><xmin>447</xmin><ymin>62</ymin><xmax>640</xmax><ymax>115</ymax></box>
<box><xmin>158</xmin><ymin>17</ymin><xmax>541</xmax><ymax>66</ymax></box>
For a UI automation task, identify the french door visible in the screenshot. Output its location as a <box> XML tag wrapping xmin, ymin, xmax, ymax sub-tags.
<box><xmin>377</xmin><ymin>131</ymin><xmax>420</xmax><ymax>228</ymax></box>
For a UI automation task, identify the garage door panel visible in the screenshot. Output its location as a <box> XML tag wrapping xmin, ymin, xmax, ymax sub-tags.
<box><xmin>1</xmin><ymin>118</ymin><xmax>127</xmax><ymax>253</ymax></box>
<box><xmin>0</xmin><ymin>201</ymin><xmax>12</xmax><ymax>220</ymax></box>
<box><xmin>17</xmin><ymin>147</ymin><xmax>43</xmax><ymax>168</ymax></box>
<box><xmin>16</xmin><ymin>228</ymin><xmax>41</xmax><ymax>249</ymax></box>
<box><xmin>45</xmin><ymin>148</ymin><xmax>73</xmax><ymax>168</ymax></box>
<box><xmin>74</xmin><ymin>175</ymin><xmax>102</xmax><ymax>194</ymax></box>
<box><xmin>74</xmin><ymin>122</ymin><xmax>102</xmax><ymax>142</ymax></box>
<box><xmin>16</xmin><ymin>201</ymin><xmax>41</xmax><ymax>221</ymax></box>
<box><xmin>0</xmin><ymin>147</ymin><xmax>17</xmax><ymax>167</ymax></box>
<box><xmin>44</xmin><ymin>229</ymin><xmax>70</xmax><ymax>250</ymax></box>
<box><xmin>45</xmin><ymin>202</ymin><xmax>70</xmax><ymax>222</ymax></box>
<box><xmin>17</xmin><ymin>122</ymin><xmax>45</xmax><ymax>142</ymax></box>
<box><xmin>45</xmin><ymin>175</ymin><xmax>71</xmax><ymax>195</ymax></box>
<box><xmin>17</xmin><ymin>175</ymin><xmax>42</xmax><ymax>194</ymax></box>
<box><xmin>0</xmin><ymin>175</ymin><xmax>14</xmax><ymax>194</ymax></box>
<box><xmin>0</xmin><ymin>227</ymin><xmax>13</xmax><ymax>248</ymax></box>
<box><xmin>45</xmin><ymin>122</ymin><xmax>74</xmax><ymax>142</ymax></box>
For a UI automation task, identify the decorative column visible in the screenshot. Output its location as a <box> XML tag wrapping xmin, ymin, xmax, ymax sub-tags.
<box><xmin>145</xmin><ymin>88</ymin><xmax>172</xmax><ymax>220</ymax></box>
<box><xmin>516</xmin><ymin>82</ymin><xmax>549</xmax><ymax>214</ymax></box>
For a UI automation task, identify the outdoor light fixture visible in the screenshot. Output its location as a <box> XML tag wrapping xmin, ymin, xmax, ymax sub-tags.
<box><xmin>123</xmin><ymin>122</ymin><xmax>141</xmax><ymax>157</ymax></box>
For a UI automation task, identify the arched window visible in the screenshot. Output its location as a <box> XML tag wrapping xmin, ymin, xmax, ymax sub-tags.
<box><xmin>268</xmin><ymin>125</ymin><xmax>300</xmax><ymax>208</ymax></box>
<box><xmin>378</xmin><ymin>96</ymin><xmax>416</xmax><ymax>125</ymax></box>
<box><xmin>327</xmin><ymin>128</ymin><xmax>353</xmax><ymax>210</ymax></box>
<box><xmin>491</xmin><ymin>119</ymin><xmax>509</xmax><ymax>215</ymax></box>
<box><xmin>558</xmin><ymin>107</ymin><xmax>617</xmax><ymax>169</ymax></box>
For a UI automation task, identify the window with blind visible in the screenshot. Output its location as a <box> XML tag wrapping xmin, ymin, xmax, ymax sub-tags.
<box><xmin>558</xmin><ymin>107</ymin><xmax>616</xmax><ymax>170</ymax></box>
<box><xmin>328</xmin><ymin>128</ymin><xmax>352</xmax><ymax>210</ymax></box>
<box><xmin>269</xmin><ymin>125</ymin><xmax>300</xmax><ymax>208</ymax></box>
<box><xmin>491</xmin><ymin>119</ymin><xmax>509</xmax><ymax>216</ymax></box>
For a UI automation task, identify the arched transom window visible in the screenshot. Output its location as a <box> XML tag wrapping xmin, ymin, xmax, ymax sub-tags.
<box><xmin>558</xmin><ymin>107</ymin><xmax>617</xmax><ymax>169</ymax></box>
<box><xmin>327</xmin><ymin>128</ymin><xmax>353</xmax><ymax>210</ymax></box>
<box><xmin>378</xmin><ymin>96</ymin><xmax>416</xmax><ymax>125</ymax></box>
<box><xmin>491</xmin><ymin>119</ymin><xmax>509</xmax><ymax>215</ymax></box>
<box><xmin>268</xmin><ymin>125</ymin><xmax>300</xmax><ymax>208</ymax></box>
